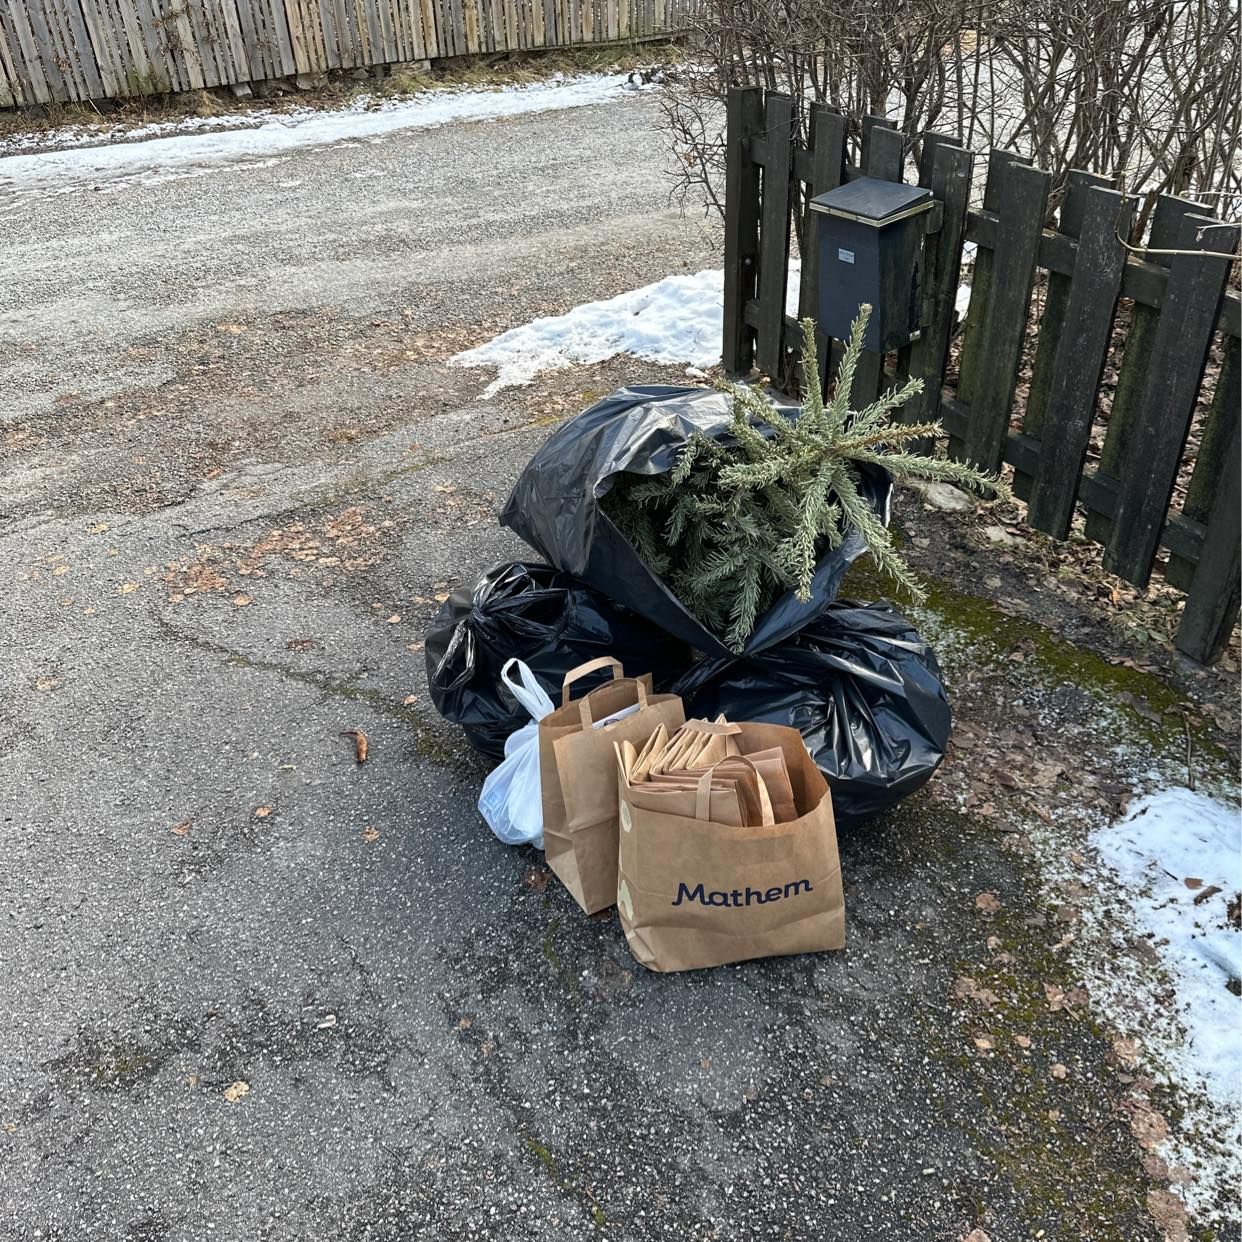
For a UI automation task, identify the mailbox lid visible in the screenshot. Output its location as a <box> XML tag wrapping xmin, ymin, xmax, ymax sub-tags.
<box><xmin>810</xmin><ymin>177</ymin><xmax>933</xmax><ymax>227</ymax></box>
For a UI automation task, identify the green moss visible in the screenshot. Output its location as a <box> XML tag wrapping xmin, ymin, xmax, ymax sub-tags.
<box><xmin>841</xmin><ymin>554</ymin><xmax>1228</xmax><ymax>770</ymax></box>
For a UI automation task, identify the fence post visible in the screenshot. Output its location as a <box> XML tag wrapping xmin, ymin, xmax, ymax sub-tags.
<box><xmin>722</xmin><ymin>86</ymin><xmax>764</xmax><ymax>373</ymax></box>
<box><xmin>1026</xmin><ymin>186</ymin><xmax>1134</xmax><ymax>539</ymax></box>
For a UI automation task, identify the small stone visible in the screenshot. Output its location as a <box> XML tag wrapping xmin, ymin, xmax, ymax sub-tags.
<box><xmin>912</xmin><ymin>480</ymin><xmax>975</xmax><ymax>511</ymax></box>
<box><xmin>983</xmin><ymin>524</ymin><xmax>1023</xmax><ymax>546</ymax></box>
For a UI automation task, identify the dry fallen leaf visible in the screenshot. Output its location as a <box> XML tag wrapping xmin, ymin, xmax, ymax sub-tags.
<box><xmin>953</xmin><ymin>976</ymin><xmax>1000</xmax><ymax>1007</ymax></box>
<box><xmin>972</xmin><ymin>1034</ymin><xmax>995</xmax><ymax>1051</ymax></box>
<box><xmin>1146</xmin><ymin>1188</ymin><xmax>1190</xmax><ymax>1242</ymax></box>
<box><xmin>1128</xmin><ymin>1100</ymin><xmax>1170</xmax><ymax>1149</ymax></box>
<box><xmin>116</xmin><ymin>582</ymin><xmax>139</xmax><ymax>595</ymax></box>
<box><xmin>51</xmin><ymin>564</ymin><xmax>68</xmax><ymax>577</ymax></box>
<box><xmin>232</xmin><ymin>593</ymin><xmax>252</xmax><ymax>608</ymax></box>
<box><xmin>1049</xmin><ymin>1063</ymin><xmax>1069</xmax><ymax>1080</ymax></box>
<box><xmin>962</xmin><ymin>1230</ymin><xmax>993</xmax><ymax>1242</ymax></box>
<box><xmin>1183</xmin><ymin>877</ymin><xmax>1203</xmax><ymax>890</ymax></box>
<box><xmin>361</xmin><ymin>826</ymin><xmax>380</xmax><ymax>843</ymax></box>
<box><xmin>34</xmin><ymin>675</ymin><xmax>62</xmax><ymax>692</ymax></box>
<box><xmin>480</xmin><ymin>1038</ymin><xmax>496</xmax><ymax>1057</ymax></box>
<box><xmin>223</xmin><ymin>1081</ymin><xmax>249</xmax><ymax>1102</ymax></box>
<box><xmin>699</xmin><ymin>1056</ymin><xmax>712</xmax><ymax>1070</ymax></box>
<box><xmin>457</xmin><ymin>1016</ymin><xmax>473</xmax><ymax>1029</ymax></box>
<box><xmin>406</xmin><ymin>641</ymin><xmax>425</xmax><ymax>653</ymax></box>
<box><xmin>975</xmin><ymin>891</ymin><xmax>1002</xmax><ymax>914</ymax></box>
<box><xmin>88</xmin><ymin>522</ymin><xmax>109</xmax><ymax>534</ymax></box>
<box><xmin>1015</xmin><ymin>1035</ymin><xmax>1032</xmax><ymax>1048</ymax></box>
<box><xmin>402</xmin><ymin>694</ymin><xmax>418</xmax><ymax>705</ymax></box>
<box><xmin>170</xmin><ymin>818</ymin><xmax>192</xmax><ymax>836</ymax></box>
<box><xmin>386</xmin><ymin>614</ymin><xmax>401</xmax><ymax>624</ymax></box>
<box><xmin>254</xmin><ymin>806</ymin><xmax>273</xmax><ymax>819</ymax></box>
<box><xmin>1044</xmin><ymin>983</ymin><xmax>1066</xmax><ymax>1011</ymax></box>
<box><xmin>342</xmin><ymin>729</ymin><xmax>368</xmax><ymax>764</ymax></box>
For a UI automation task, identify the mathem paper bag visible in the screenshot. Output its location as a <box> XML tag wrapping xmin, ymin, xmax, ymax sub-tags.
<box><xmin>617</xmin><ymin>722</ymin><xmax>844</xmax><ymax>972</ymax></box>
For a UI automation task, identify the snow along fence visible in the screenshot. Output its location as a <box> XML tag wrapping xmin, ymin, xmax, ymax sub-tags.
<box><xmin>0</xmin><ymin>0</ymin><xmax>695</xmax><ymax>108</ymax></box>
<box><xmin>723</xmin><ymin>86</ymin><xmax>1241</xmax><ymax>665</ymax></box>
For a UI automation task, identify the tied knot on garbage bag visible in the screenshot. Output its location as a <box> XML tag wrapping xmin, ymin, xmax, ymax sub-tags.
<box><xmin>425</xmin><ymin>559</ymin><xmax>691</xmax><ymax>757</ymax></box>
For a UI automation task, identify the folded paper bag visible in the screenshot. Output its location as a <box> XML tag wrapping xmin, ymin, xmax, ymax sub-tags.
<box><xmin>617</xmin><ymin>722</ymin><xmax>844</xmax><ymax>972</ymax></box>
<box><xmin>540</xmin><ymin>656</ymin><xmax>685</xmax><ymax>914</ymax></box>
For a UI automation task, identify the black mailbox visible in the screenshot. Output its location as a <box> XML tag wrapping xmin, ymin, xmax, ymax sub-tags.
<box><xmin>810</xmin><ymin>177</ymin><xmax>935</xmax><ymax>352</ymax></box>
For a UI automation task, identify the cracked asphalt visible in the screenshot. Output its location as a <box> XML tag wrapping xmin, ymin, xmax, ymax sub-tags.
<box><xmin>0</xmin><ymin>87</ymin><xmax>1202</xmax><ymax>1241</ymax></box>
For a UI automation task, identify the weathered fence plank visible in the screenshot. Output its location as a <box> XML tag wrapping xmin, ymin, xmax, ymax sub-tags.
<box><xmin>722</xmin><ymin>85</ymin><xmax>763</xmax><ymax>373</ymax></box>
<box><xmin>1176</xmin><ymin>412</ymin><xmax>1240</xmax><ymax>662</ymax></box>
<box><xmin>754</xmin><ymin>91</ymin><xmax>794</xmax><ymax>383</ymax></box>
<box><xmin>797</xmin><ymin>104</ymin><xmax>847</xmax><ymax>385</ymax></box>
<box><xmin>1084</xmin><ymin>195</ymin><xmax>1212</xmax><ymax>546</ymax></box>
<box><xmin>1017</xmin><ymin>170</ymin><xmax>1114</xmax><ymax>499</ymax></box>
<box><xmin>960</xmin><ymin>158</ymin><xmax>1051</xmax><ymax>473</ymax></box>
<box><xmin>1104</xmin><ymin>217</ymin><xmax>1241</xmax><ymax>587</ymax></box>
<box><xmin>953</xmin><ymin>149</ymin><xmax>1031</xmax><ymax>458</ymax></box>
<box><xmin>901</xmin><ymin>139</ymin><xmax>974</xmax><ymax>436</ymax></box>
<box><xmin>851</xmin><ymin>123</ymin><xmax>905</xmax><ymax>404</ymax></box>
<box><xmin>1026</xmin><ymin>187</ymin><xmax>1134</xmax><ymax>538</ymax></box>
<box><xmin>1166</xmin><ymin>337</ymin><xmax>1240</xmax><ymax>590</ymax></box>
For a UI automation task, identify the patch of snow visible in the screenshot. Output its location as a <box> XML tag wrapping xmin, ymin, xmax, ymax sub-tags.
<box><xmin>456</xmin><ymin>258</ymin><xmax>806</xmax><ymax>397</ymax></box>
<box><xmin>453</xmin><ymin>268</ymin><xmax>726</xmax><ymax>397</ymax></box>
<box><xmin>1091</xmin><ymin>788</ymin><xmax>1241</xmax><ymax>1101</ymax></box>
<box><xmin>955</xmin><ymin>283</ymin><xmax>972</xmax><ymax>318</ymax></box>
<box><xmin>0</xmin><ymin>73</ymin><xmax>642</xmax><ymax>203</ymax></box>
<box><xmin>1085</xmin><ymin>787</ymin><xmax>1242</xmax><ymax>1219</ymax></box>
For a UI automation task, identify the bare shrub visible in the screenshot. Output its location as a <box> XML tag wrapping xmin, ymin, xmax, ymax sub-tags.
<box><xmin>663</xmin><ymin>0</ymin><xmax>1241</xmax><ymax>228</ymax></box>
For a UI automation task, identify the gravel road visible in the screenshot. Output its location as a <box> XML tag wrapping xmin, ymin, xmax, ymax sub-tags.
<box><xmin>0</xmin><ymin>87</ymin><xmax>1176</xmax><ymax>1241</ymax></box>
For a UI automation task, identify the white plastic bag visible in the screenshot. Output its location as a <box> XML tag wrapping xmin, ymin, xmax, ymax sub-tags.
<box><xmin>478</xmin><ymin>658</ymin><xmax>555</xmax><ymax>848</ymax></box>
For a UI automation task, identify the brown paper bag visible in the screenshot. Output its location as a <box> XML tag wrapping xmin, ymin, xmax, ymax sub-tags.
<box><xmin>617</xmin><ymin>722</ymin><xmax>844</xmax><ymax>972</ymax></box>
<box><xmin>540</xmin><ymin>657</ymin><xmax>684</xmax><ymax>914</ymax></box>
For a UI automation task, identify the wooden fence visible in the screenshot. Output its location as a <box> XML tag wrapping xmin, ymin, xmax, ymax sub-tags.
<box><xmin>723</xmin><ymin>86</ymin><xmax>1240</xmax><ymax>664</ymax></box>
<box><xmin>0</xmin><ymin>0</ymin><xmax>692</xmax><ymax>107</ymax></box>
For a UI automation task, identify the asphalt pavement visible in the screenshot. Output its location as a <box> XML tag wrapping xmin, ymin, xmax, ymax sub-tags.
<box><xmin>0</xmin><ymin>87</ymin><xmax>1174</xmax><ymax>1241</ymax></box>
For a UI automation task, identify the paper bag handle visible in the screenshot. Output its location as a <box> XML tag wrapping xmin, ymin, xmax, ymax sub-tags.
<box><xmin>560</xmin><ymin>657</ymin><xmax>623</xmax><ymax>705</ymax></box>
<box><xmin>694</xmin><ymin>756</ymin><xmax>776</xmax><ymax>826</ymax></box>
<box><xmin>576</xmin><ymin>674</ymin><xmax>650</xmax><ymax>727</ymax></box>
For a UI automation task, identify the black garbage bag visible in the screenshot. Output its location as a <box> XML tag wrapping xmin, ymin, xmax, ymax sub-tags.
<box><xmin>426</xmin><ymin>560</ymin><xmax>693</xmax><ymax>757</ymax></box>
<box><xmin>672</xmin><ymin>601</ymin><xmax>950</xmax><ymax>825</ymax></box>
<box><xmin>499</xmin><ymin>385</ymin><xmax>892</xmax><ymax>659</ymax></box>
